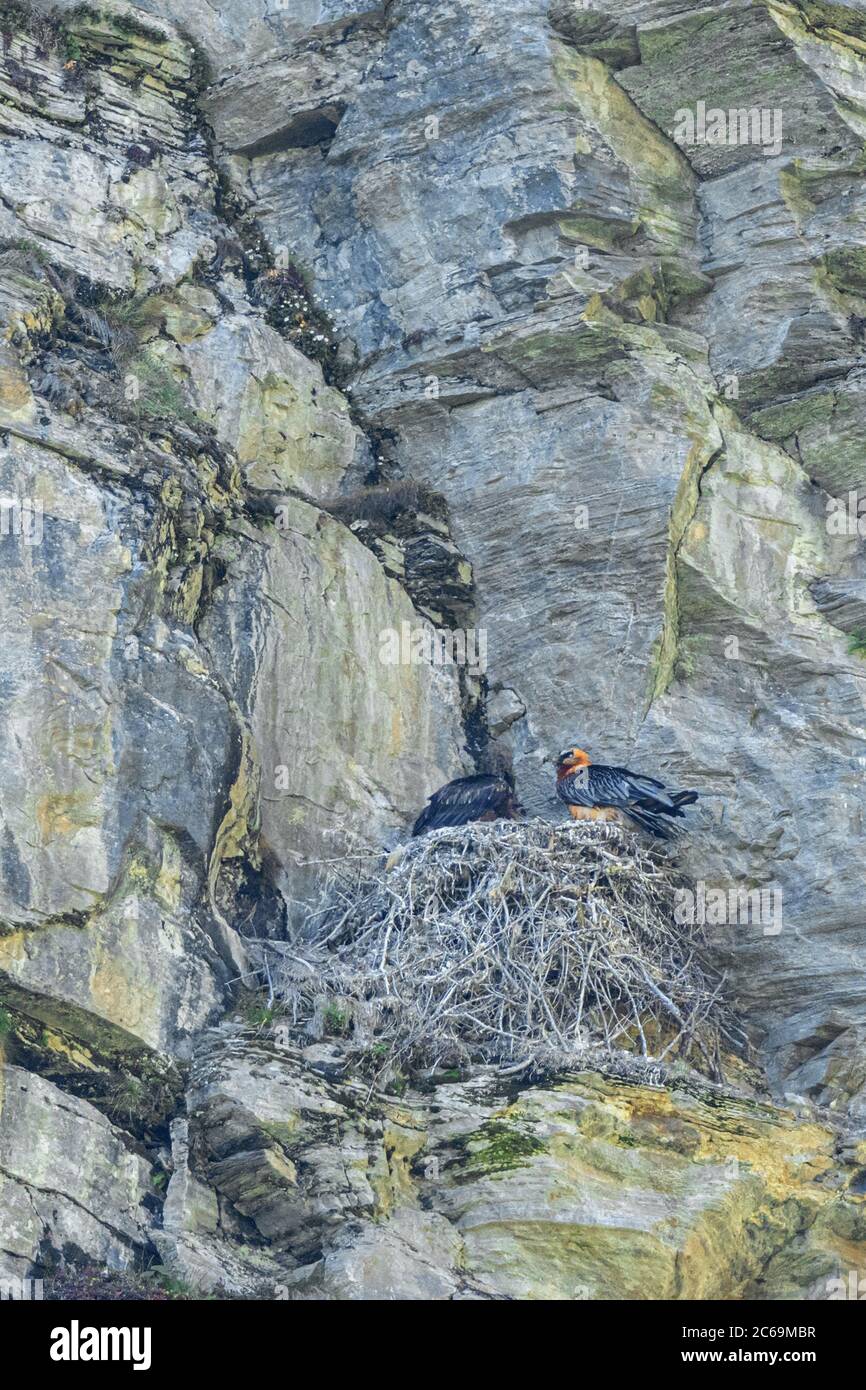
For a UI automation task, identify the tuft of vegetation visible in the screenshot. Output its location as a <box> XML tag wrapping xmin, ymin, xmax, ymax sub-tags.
<box><xmin>244</xmin><ymin>1002</ymin><xmax>276</xmax><ymax>1029</ymax></box>
<box><xmin>122</xmin><ymin>350</ymin><xmax>200</xmax><ymax>428</ymax></box>
<box><xmin>24</xmin><ymin>268</ymin><xmax>206</xmax><ymax>431</ymax></box>
<box><xmin>63</xmin><ymin>31</ymin><xmax>83</xmax><ymax>63</ymax></box>
<box><xmin>0</xmin><ymin>237</ymin><xmax>50</xmax><ymax>267</ymax></box>
<box><xmin>322</xmin><ymin>479</ymin><xmax>441</xmax><ymax>529</ymax></box>
<box><xmin>101</xmin><ymin>1064</ymin><xmax>181</xmax><ymax>1133</ymax></box>
<box><xmin>45</xmin><ymin>1264</ymin><xmax>197</xmax><ymax>1302</ymax></box>
<box><xmin>105</xmin><ymin>11</ymin><xmax>169</xmax><ymax>46</ymax></box>
<box><xmin>1</xmin><ymin>2</ymin><xmax>55</xmax><ymax>53</ymax></box>
<box><xmin>1</xmin><ymin>3</ymin><xmax>91</xmax><ymax>63</ymax></box>
<box><xmin>100</xmin><ymin>291</ymin><xmax>165</xmax><ymax>361</ymax></box>
<box><xmin>73</xmin><ymin>303</ymin><xmax>113</xmax><ymax>347</ymax></box>
<box><xmin>323</xmin><ymin>1001</ymin><xmax>350</xmax><ymax>1035</ymax></box>
<box><xmin>847</xmin><ymin>630</ymin><xmax>866</xmax><ymax>660</ymax></box>
<box><xmin>251</xmin><ymin>262</ymin><xmax>339</xmax><ymax>370</ymax></box>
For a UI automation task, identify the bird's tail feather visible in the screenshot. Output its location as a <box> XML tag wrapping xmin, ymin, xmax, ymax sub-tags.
<box><xmin>632</xmin><ymin>788</ymin><xmax>699</xmax><ymax>820</ymax></box>
<box><xmin>670</xmin><ymin>790</ymin><xmax>699</xmax><ymax>808</ymax></box>
<box><xmin>624</xmin><ymin>806</ymin><xmax>675</xmax><ymax>840</ymax></box>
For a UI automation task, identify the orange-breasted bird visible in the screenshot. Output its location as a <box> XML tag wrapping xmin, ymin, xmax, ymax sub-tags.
<box><xmin>412</xmin><ymin>772</ymin><xmax>522</xmax><ymax>836</ymax></box>
<box><xmin>555</xmin><ymin>747</ymin><xmax>698</xmax><ymax>840</ymax></box>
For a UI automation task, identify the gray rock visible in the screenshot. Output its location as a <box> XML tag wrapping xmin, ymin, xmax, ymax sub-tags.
<box><xmin>0</xmin><ymin>1066</ymin><xmax>154</xmax><ymax>1279</ymax></box>
<box><xmin>179</xmin><ymin>1030</ymin><xmax>866</xmax><ymax>1300</ymax></box>
<box><xmin>176</xmin><ymin>313</ymin><xmax>358</xmax><ymax>500</ymax></box>
<box><xmin>5</xmin><ymin>0</ymin><xmax>865</xmax><ymax>1299</ymax></box>
<box><xmin>201</xmin><ymin>502</ymin><xmax>467</xmax><ymax>922</ymax></box>
<box><xmin>207</xmin><ymin>0</ymin><xmax>866</xmax><ymax>1101</ymax></box>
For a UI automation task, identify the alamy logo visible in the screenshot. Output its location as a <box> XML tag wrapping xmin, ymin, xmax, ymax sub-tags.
<box><xmin>826</xmin><ymin>1270</ymin><xmax>866</xmax><ymax>1300</ymax></box>
<box><xmin>826</xmin><ymin>491</ymin><xmax>866</xmax><ymax>537</ymax></box>
<box><xmin>675</xmin><ymin>880</ymin><xmax>783</xmax><ymax>936</ymax></box>
<box><xmin>378</xmin><ymin>621</ymin><xmax>487</xmax><ymax>676</ymax></box>
<box><xmin>50</xmin><ymin>1321</ymin><xmax>152</xmax><ymax>1372</ymax></box>
<box><xmin>0</xmin><ymin>496</ymin><xmax>43</xmax><ymax>545</ymax></box>
<box><xmin>673</xmin><ymin>101</ymin><xmax>783</xmax><ymax>157</ymax></box>
<box><xmin>0</xmin><ymin>1277</ymin><xmax>43</xmax><ymax>1300</ymax></box>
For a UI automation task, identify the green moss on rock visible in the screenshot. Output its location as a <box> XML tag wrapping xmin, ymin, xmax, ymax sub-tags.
<box><xmin>452</xmin><ymin>1118</ymin><xmax>547</xmax><ymax>1175</ymax></box>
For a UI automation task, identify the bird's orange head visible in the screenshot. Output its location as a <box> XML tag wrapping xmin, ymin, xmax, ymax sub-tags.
<box><xmin>555</xmin><ymin>747</ymin><xmax>591</xmax><ymax>779</ymax></box>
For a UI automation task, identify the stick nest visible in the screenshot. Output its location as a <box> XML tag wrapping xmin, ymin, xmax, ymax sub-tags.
<box><xmin>264</xmin><ymin>820</ymin><xmax>730</xmax><ymax>1080</ymax></box>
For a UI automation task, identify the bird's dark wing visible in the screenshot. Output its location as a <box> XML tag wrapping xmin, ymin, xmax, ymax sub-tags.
<box><xmin>557</xmin><ymin>765</ymin><xmax>638</xmax><ymax>809</ymax></box>
<box><xmin>610</xmin><ymin>767</ymin><xmax>699</xmax><ymax>816</ymax></box>
<box><xmin>557</xmin><ymin>764</ymin><xmax>699</xmax><ymax>838</ymax></box>
<box><xmin>603</xmin><ymin>765</ymin><xmax>671</xmax><ymax>801</ymax></box>
<box><xmin>555</xmin><ymin>769</ymin><xmax>595</xmax><ymax>808</ymax></box>
<box><xmin>412</xmin><ymin>774</ymin><xmax>513</xmax><ymax>836</ymax></box>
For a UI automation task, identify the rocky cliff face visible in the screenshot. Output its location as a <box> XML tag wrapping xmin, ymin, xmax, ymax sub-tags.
<box><xmin>0</xmin><ymin>0</ymin><xmax>864</xmax><ymax>1298</ymax></box>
